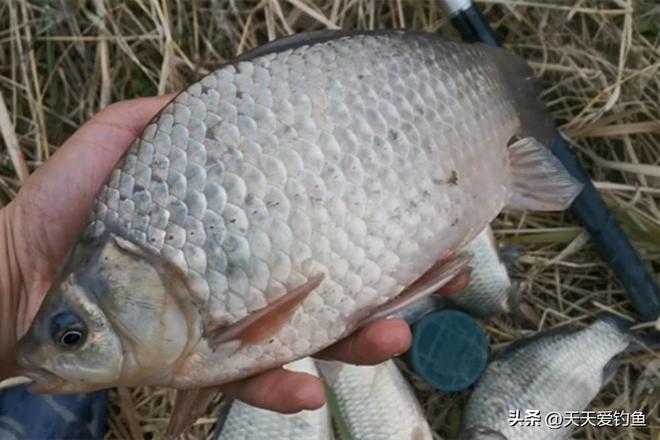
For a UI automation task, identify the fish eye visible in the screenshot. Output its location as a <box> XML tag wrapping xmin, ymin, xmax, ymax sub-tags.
<box><xmin>60</xmin><ymin>330</ymin><xmax>83</xmax><ymax>347</ymax></box>
<box><xmin>49</xmin><ymin>311</ymin><xmax>87</xmax><ymax>349</ymax></box>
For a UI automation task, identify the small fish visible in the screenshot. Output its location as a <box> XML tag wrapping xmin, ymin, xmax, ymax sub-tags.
<box><xmin>460</xmin><ymin>314</ymin><xmax>634</xmax><ymax>440</ymax></box>
<box><xmin>317</xmin><ymin>359</ymin><xmax>433</xmax><ymax>440</ymax></box>
<box><xmin>452</xmin><ymin>227</ymin><xmax>516</xmax><ymax>318</ymax></box>
<box><xmin>17</xmin><ymin>30</ymin><xmax>581</xmax><ymax>433</ymax></box>
<box><xmin>214</xmin><ymin>357</ymin><xmax>332</xmax><ymax>440</ymax></box>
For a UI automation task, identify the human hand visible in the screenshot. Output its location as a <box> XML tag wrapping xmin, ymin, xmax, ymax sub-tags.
<box><xmin>0</xmin><ymin>96</ymin><xmax>467</xmax><ymax>411</ymax></box>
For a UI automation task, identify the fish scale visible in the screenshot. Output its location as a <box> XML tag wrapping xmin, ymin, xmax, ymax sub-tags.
<box><xmin>82</xmin><ymin>33</ymin><xmax>515</xmax><ymax>386</ymax></box>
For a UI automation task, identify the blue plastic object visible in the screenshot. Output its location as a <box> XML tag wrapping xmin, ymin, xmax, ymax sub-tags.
<box><xmin>0</xmin><ymin>385</ymin><xmax>108</xmax><ymax>439</ymax></box>
<box><xmin>411</xmin><ymin>309</ymin><xmax>488</xmax><ymax>392</ymax></box>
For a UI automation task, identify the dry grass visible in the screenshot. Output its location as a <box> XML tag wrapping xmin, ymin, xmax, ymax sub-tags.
<box><xmin>0</xmin><ymin>0</ymin><xmax>658</xmax><ymax>439</ymax></box>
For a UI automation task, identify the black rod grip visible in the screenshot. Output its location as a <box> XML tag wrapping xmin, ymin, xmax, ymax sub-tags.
<box><xmin>449</xmin><ymin>3</ymin><xmax>500</xmax><ymax>46</ymax></box>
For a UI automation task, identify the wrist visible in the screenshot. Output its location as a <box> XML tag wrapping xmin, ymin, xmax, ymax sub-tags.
<box><xmin>0</xmin><ymin>204</ymin><xmax>21</xmax><ymax>379</ymax></box>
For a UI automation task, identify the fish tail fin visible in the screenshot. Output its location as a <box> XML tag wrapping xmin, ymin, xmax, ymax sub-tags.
<box><xmin>485</xmin><ymin>46</ymin><xmax>583</xmax><ymax>211</ymax></box>
<box><xmin>507</xmin><ymin>281</ymin><xmax>540</xmax><ymax>330</ymax></box>
<box><xmin>496</xmin><ymin>245</ymin><xmax>539</xmax><ymax>327</ymax></box>
<box><xmin>595</xmin><ymin>312</ymin><xmax>660</xmax><ymax>353</ymax></box>
<box><xmin>506</xmin><ymin>136</ymin><xmax>582</xmax><ymax>211</ymax></box>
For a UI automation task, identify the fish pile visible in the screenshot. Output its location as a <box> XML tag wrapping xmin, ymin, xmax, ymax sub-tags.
<box><xmin>14</xmin><ymin>29</ymin><xmax>593</xmax><ymax>436</ymax></box>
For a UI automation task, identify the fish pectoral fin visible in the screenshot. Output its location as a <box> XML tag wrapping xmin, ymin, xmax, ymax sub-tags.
<box><xmin>360</xmin><ymin>254</ymin><xmax>470</xmax><ymax>326</ymax></box>
<box><xmin>506</xmin><ymin>136</ymin><xmax>582</xmax><ymax>211</ymax></box>
<box><xmin>166</xmin><ymin>386</ymin><xmax>221</xmax><ymax>439</ymax></box>
<box><xmin>207</xmin><ymin>274</ymin><xmax>325</xmax><ymax>347</ymax></box>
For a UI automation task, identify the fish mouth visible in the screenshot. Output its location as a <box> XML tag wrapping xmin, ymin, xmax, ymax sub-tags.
<box><xmin>24</xmin><ymin>368</ymin><xmax>65</xmax><ymax>393</ymax></box>
<box><xmin>16</xmin><ymin>345</ymin><xmax>65</xmax><ymax>393</ymax></box>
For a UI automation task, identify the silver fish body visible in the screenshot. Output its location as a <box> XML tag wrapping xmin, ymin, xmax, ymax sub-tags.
<box><xmin>90</xmin><ymin>31</ymin><xmax>513</xmax><ymax>389</ymax></box>
<box><xmin>318</xmin><ymin>360</ymin><xmax>433</xmax><ymax>440</ymax></box>
<box><xmin>453</xmin><ymin>227</ymin><xmax>513</xmax><ymax>317</ymax></box>
<box><xmin>215</xmin><ymin>358</ymin><xmax>331</xmax><ymax>440</ymax></box>
<box><xmin>18</xmin><ymin>30</ymin><xmax>581</xmax><ymax>394</ymax></box>
<box><xmin>460</xmin><ymin>315</ymin><xmax>632</xmax><ymax>440</ymax></box>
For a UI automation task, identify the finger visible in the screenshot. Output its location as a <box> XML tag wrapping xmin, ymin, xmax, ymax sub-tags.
<box><xmin>435</xmin><ymin>272</ymin><xmax>470</xmax><ymax>296</ymax></box>
<box><xmin>221</xmin><ymin>367</ymin><xmax>326</xmax><ymax>413</ymax></box>
<box><xmin>315</xmin><ymin>319</ymin><xmax>412</xmax><ymax>365</ymax></box>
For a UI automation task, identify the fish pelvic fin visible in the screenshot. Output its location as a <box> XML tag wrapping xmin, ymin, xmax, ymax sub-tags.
<box><xmin>506</xmin><ymin>136</ymin><xmax>582</xmax><ymax>211</ymax></box>
<box><xmin>207</xmin><ymin>274</ymin><xmax>324</xmax><ymax>347</ymax></box>
<box><xmin>359</xmin><ymin>254</ymin><xmax>470</xmax><ymax>326</ymax></box>
<box><xmin>166</xmin><ymin>386</ymin><xmax>221</xmax><ymax>439</ymax></box>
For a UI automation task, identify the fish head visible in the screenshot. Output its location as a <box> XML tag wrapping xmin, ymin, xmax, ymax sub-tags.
<box><xmin>17</xmin><ymin>233</ymin><xmax>198</xmax><ymax>393</ymax></box>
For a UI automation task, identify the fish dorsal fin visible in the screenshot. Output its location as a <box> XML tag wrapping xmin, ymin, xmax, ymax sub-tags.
<box><xmin>207</xmin><ymin>274</ymin><xmax>324</xmax><ymax>347</ymax></box>
<box><xmin>166</xmin><ymin>386</ymin><xmax>221</xmax><ymax>439</ymax></box>
<box><xmin>360</xmin><ymin>254</ymin><xmax>470</xmax><ymax>326</ymax></box>
<box><xmin>235</xmin><ymin>31</ymin><xmax>354</xmax><ymax>61</ymax></box>
<box><xmin>506</xmin><ymin>137</ymin><xmax>582</xmax><ymax>211</ymax></box>
<box><xmin>234</xmin><ymin>30</ymin><xmax>449</xmax><ymax>63</ymax></box>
